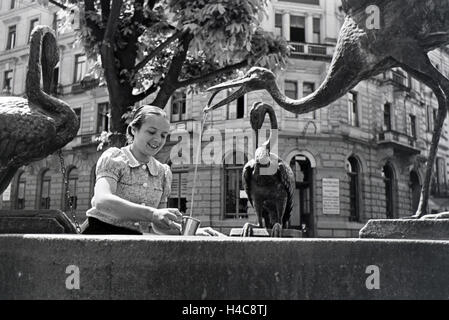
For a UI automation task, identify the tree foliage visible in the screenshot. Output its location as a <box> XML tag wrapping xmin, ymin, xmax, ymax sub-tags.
<box><xmin>41</xmin><ymin>0</ymin><xmax>290</xmax><ymax>144</ymax></box>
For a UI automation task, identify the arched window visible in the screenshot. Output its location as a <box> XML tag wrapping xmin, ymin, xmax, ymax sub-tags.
<box><xmin>436</xmin><ymin>157</ymin><xmax>447</xmax><ymax>196</ymax></box>
<box><xmin>65</xmin><ymin>167</ymin><xmax>78</xmax><ymax>210</ymax></box>
<box><xmin>347</xmin><ymin>156</ymin><xmax>361</xmax><ymax>222</ymax></box>
<box><xmin>410</xmin><ymin>171</ymin><xmax>421</xmax><ymax>213</ymax></box>
<box><xmin>168</xmin><ymin>170</ymin><xmax>188</xmax><ymax>214</ymax></box>
<box><xmin>89</xmin><ymin>166</ymin><xmax>96</xmax><ymax>208</ymax></box>
<box><xmin>383</xmin><ymin>163</ymin><xmax>395</xmax><ymax>219</ymax></box>
<box><xmin>15</xmin><ymin>171</ymin><xmax>26</xmax><ymax>209</ymax></box>
<box><xmin>39</xmin><ymin>169</ymin><xmax>51</xmax><ymax>209</ymax></box>
<box><xmin>224</xmin><ymin>152</ymin><xmax>248</xmax><ymax>219</ymax></box>
<box><xmin>383</xmin><ymin>103</ymin><xmax>392</xmax><ymax>131</ymax></box>
<box><xmin>171</xmin><ymin>90</ymin><xmax>186</xmax><ymax>122</ymax></box>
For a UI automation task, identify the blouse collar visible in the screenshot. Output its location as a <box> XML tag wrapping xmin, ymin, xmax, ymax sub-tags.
<box><xmin>122</xmin><ymin>145</ymin><xmax>158</xmax><ymax>176</ymax></box>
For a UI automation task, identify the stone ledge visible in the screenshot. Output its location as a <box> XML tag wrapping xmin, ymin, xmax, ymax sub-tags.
<box><xmin>0</xmin><ymin>210</ymin><xmax>78</xmax><ymax>234</ymax></box>
<box><xmin>359</xmin><ymin>219</ymin><xmax>449</xmax><ymax>240</ymax></box>
<box><xmin>1</xmin><ymin>235</ymin><xmax>449</xmax><ymax>299</ymax></box>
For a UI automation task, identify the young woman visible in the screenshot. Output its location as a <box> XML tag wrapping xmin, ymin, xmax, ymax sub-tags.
<box><xmin>83</xmin><ymin>105</ymin><xmax>222</xmax><ymax>236</ymax></box>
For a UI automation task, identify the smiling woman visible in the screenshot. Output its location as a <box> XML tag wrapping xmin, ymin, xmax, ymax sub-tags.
<box><xmin>83</xmin><ymin>105</ymin><xmax>183</xmax><ymax>235</ymax></box>
<box><xmin>127</xmin><ymin>105</ymin><xmax>170</xmax><ymax>160</ymax></box>
<box><xmin>83</xmin><ymin>105</ymin><xmax>223</xmax><ymax>236</ymax></box>
<box><xmin>83</xmin><ymin>105</ymin><xmax>224</xmax><ymax>236</ymax></box>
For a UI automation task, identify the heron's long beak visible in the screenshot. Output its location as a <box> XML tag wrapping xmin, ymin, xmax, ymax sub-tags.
<box><xmin>262</xmin><ymin>137</ymin><xmax>271</xmax><ymax>154</ymax></box>
<box><xmin>207</xmin><ymin>75</ymin><xmax>251</xmax><ymax>92</ymax></box>
<box><xmin>203</xmin><ymin>75</ymin><xmax>252</xmax><ymax>113</ymax></box>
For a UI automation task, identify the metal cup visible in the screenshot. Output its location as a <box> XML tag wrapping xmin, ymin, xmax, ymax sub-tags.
<box><xmin>182</xmin><ymin>216</ymin><xmax>201</xmax><ymax>235</ymax></box>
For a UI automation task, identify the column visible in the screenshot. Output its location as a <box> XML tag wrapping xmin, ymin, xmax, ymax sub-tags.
<box><xmin>306</xmin><ymin>15</ymin><xmax>314</xmax><ymax>44</ymax></box>
<box><xmin>282</xmin><ymin>12</ymin><xmax>290</xmax><ymax>41</ymax></box>
<box><xmin>261</xmin><ymin>0</ymin><xmax>274</xmax><ymax>30</ymax></box>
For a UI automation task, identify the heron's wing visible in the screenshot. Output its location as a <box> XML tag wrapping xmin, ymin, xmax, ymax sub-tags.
<box><xmin>0</xmin><ymin>101</ymin><xmax>55</xmax><ymax>167</ymax></box>
<box><xmin>0</xmin><ymin>109</ymin><xmax>29</xmax><ymax>166</ymax></box>
<box><xmin>242</xmin><ymin>160</ymin><xmax>255</xmax><ymax>208</ymax></box>
<box><xmin>277</xmin><ymin>160</ymin><xmax>295</xmax><ymax>218</ymax></box>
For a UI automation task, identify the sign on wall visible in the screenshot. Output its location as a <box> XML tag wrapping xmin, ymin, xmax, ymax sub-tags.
<box><xmin>322</xmin><ymin>178</ymin><xmax>340</xmax><ymax>215</ymax></box>
<box><xmin>1</xmin><ymin>183</ymin><xmax>11</xmax><ymax>201</ymax></box>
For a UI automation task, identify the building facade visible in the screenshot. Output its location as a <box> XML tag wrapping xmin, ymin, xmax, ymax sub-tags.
<box><xmin>1</xmin><ymin>0</ymin><xmax>449</xmax><ymax>237</ymax></box>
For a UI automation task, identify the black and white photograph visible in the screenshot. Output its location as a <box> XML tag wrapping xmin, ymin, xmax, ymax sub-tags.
<box><xmin>1</xmin><ymin>0</ymin><xmax>449</xmax><ymax>305</ymax></box>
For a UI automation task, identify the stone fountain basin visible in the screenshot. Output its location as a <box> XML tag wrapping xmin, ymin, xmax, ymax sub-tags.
<box><xmin>1</xmin><ymin>234</ymin><xmax>449</xmax><ymax>299</ymax></box>
<box><xmin>229</xmin><ymin>228</ymin><xmax>303</xmax><ymax>237</ymax></box>
<box><xmin>360</xmin><ymin>219</ymin><xmax>449</xmax><ymax>240</ymax></box>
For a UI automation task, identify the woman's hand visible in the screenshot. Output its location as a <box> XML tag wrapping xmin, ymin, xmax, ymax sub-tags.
<box><xmin>195</xmin><ymin>227</ymin><xmax>227</xmax><ymax>237</ymax></box>
<box><xmin>151</xmin><ymin>208</ymin><xmax>182</xmax><ymax>233</ymax></box>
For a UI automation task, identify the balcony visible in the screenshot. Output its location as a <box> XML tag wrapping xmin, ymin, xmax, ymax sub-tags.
<box><xmin>65</xmin><ymin>134</ymin><xmax>99</xmax><ymax>150</ymax></box>
<box><xmin>381</xmin><ymin>70</ymin><xmax>411</xmax><ymax>92</ymax></box>
<box><xmin>71</xmin><ymin>76</ymin><xmax>100</xmax><ymax>94</ymax></box>
<box><xmin>50</xmin><ymin>84</ymin><xmax>64</xmax><ymax>96</ymax></box>
<box><xmin>71</xmin><ymin>83</ymin><xmax>85</xmax><ymax>94</ymax></box>
<box><xmin>0</xmin><ymin>87</ymin><xmax>12</xmax><ymax>96</ymax></box>
<box><xmin>280</xmin><ymin>118</ymin><xmax>321</xmax><ymax>135</ymax></box>
<box><xmin>377</xmin><ymin>130</ymin><xmax>421</xmax><ymax>155</ymax></box>
<box><xmin>170</xmin><ymin>119</ymin><xmax>197</xmax><ymax>133</ymax></box>
<box><xmin>289</xmin><ymin>42</ymin><xmax>335</xmax><ymax>61</ymax></box>
<box><xmin>80</xmin><ymin>75</ymin><xmax>100</xmax><ymax>90</ymax></box>
<box><xmin>431</xmin><ymin>177</ymin><xmax>449</xmax><ymax>199</ymax></box>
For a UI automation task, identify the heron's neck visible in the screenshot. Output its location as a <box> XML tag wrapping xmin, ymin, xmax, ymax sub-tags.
<box><xmin>26</xmin><ymin>28</ymin><xmax>68</xmax><ymax>117</ymax></box>
<box><xmin>265</xmin><ymin>107</ymin><xmax>277</xmax><ymax>153</ymax></box>
<box><xmin>265</xmin><ymin>106</ymin><xmax>278</xmax><ymax>130</ymax></box>
<box><xmin>26</xmin><ymin>33</ymin><xmax>42</xmax><ymax>98</ymax></box>
<box><xmin>267</xmin><ymin>81</ymin><xmax>320</xmax><ymax>115</ymax></box>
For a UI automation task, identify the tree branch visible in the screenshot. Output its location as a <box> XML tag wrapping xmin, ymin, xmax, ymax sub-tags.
<box><xmin>47</xmin><ymin>0</ymin><xmax>67</xmax><ymax>9</ymax></box>
<box><xmin>101</xmin><ymin>0</ymin><xmax>123</xmax><ymax>88</ymax></box>
<box><xmin>152</xmin><ymin>33</ymin><xmax>193</xmax><ymax>107</ymax></box>
<box><xmin>100</xmin><ymin>0</ymin><xmax>111</xmax><ymax>26</ymax></box>
<box><xmin>131</xmin><ymin>84</ymin><xmax>159</xmax><ymax>104</ymax></box>
<box><xmin>132</xmin><ymin>0</ymin><xmax>145</xmax><ymax>24</ymax></box>
<box><xmin>133</xmin><ymin>30</ymin><xmax>183</xmax><ymax>73</ymax></box>
<box><xmin>84</xmin><ymin>0</ymin><xmax>104</xmax><ymax>43</ymax></box>
<box><xmin>103</xmin><ymin>0</ymin><xmax>122</xmax><ymax>55</ymax></box>
<box><xmin>177</xmin><ymin>60</ymin><xmax>249</xmax><ymax>88</ymax></box>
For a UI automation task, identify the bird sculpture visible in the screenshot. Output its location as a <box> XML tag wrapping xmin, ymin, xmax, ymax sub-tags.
<box><xmin>205</xmin><ymin>0</ymin><xmax>449</xmax><ymax>218</ymax></box>
<box><xmin>241</xmin><ymin>102</ymin><xmax>295</xmax><ymax>237</ymax></box>
<box><xmin>0</xmin><ymin>26</ymin><xmax>79</xmax><ymax>194</ymax></box>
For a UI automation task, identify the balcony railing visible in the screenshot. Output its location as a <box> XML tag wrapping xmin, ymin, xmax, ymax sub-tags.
<box><xmin>64</xmin><ymin>134</ymin><xmax>99</xmax><ymax>149</ymax></box>
<box><xmin>378</xmin><ymin>130</ymin><xmax>420</xmax><ymax>154</ymax></box>
<box><xmin>0</xmin><ymin>87</ymin><xmax>12</xmax><ymax>96</ymax></box>
<box><xmin>71</xmin><ymin>82</ymin><xmax>85</xmax><ymax>94</ymax></box>
<box><xmin>382</xmin><ymin>70</ymin><xmax>411</xmax><ymax>92</ymax></box>
<box><xmin>289</xmin><ymin>42</ymin><xmax>335</xmax><ymax>61</ymax></box>
<box><xmin>71</xmin><ymin>76</ymin><xmax>100</xmax><ymax>94</ymax></box>
<box><xmin>50</xmin><ymin>84</ymin><xmax>64</xmax><ymax>96</ymax></box>
<box><xmin>431</xmin><ymin>189</ymin><xmax>449</xmax><ymax>198</ymax></box>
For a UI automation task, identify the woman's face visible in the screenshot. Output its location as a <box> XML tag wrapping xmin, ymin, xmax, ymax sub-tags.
<box><xmin>131</xmin><ymin>114</ymin><xmax>170</xmax><ymax>159</ymax></box>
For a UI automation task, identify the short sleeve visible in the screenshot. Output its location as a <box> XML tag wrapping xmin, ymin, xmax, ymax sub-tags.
<box><xmin>96</xmin><ymin>147</ymin><xmax>126</xmax><ymax>182</ymax></box>
<box><xmin>160</xmin><ymin>164</ymin><xmax>172</xmax><ymax>205</ymax></box>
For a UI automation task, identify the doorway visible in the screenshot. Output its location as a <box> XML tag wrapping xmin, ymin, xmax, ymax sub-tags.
<box><xmin>290</xmin><ymin>155</ymin><xmax>314</xmax><ymax>237</ymax></box>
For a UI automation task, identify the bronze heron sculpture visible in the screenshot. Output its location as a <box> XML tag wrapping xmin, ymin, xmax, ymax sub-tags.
<box><xmin>204</xmin><ymin>0</ymin><xmax>449</xmax><ymax>219</ymax></box>
<box><xmin>0</xmin><ymin>26</ymin><xmax>79</xmax><ymax>194</ymax></box>
<box><xmin>241</xmin><ymin>102</ymin><xmax>295</xmax><ymax>237</ymax></box>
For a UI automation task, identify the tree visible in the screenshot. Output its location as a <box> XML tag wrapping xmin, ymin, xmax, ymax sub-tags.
<box><xmin>41</xmin><ymin>0</ymin><xmax>290</xmax><ymax>147</ymax></box>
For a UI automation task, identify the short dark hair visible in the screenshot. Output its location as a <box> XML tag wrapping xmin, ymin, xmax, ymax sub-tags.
<box><xmin>126</xmin><ymin>105</ymin><xmax>167</xmax><ymax>144</ymax></box>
